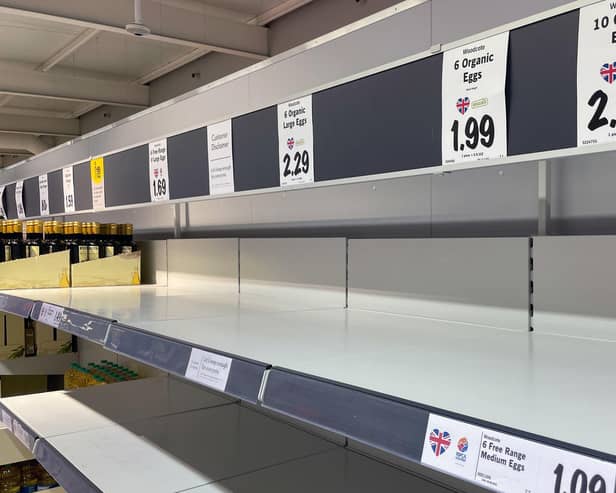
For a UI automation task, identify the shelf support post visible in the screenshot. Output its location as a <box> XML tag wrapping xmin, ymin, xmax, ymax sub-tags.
<box><xmin>537</xmin><ymin>160</ymin><xmax>550</xmax><ymax>236</ymax></box>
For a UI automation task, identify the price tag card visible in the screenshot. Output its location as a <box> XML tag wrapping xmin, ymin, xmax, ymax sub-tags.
<box><xmin>185</xmin><ymin>348</ymin><xmax>232</xmax><ymax>392</ymax></box>
<box><xmin>14</xmin><ymin>180</ymin><xmax>25</xmax><ymax>219</ymax></box>
<box><xmin>38</xmin><ymin>174</ymin><xmax>49</xmax><ymax>216</ymax></box>
<box><xmin>62</xmin><ymin>166</ymin><xmax>75</xmax><ymax>213</ymax></box>
<box><xmin>0</xmin><ymin>185</ymin><xmax>5</xmax><ymax>219</ymax></box>
<box><xmin>90</xmin><ymin>156</ymin><xmax>105</xmax><ymax>210</ymax></box>
<box><xmin>148</xmin><ymin>139</ymin><xmax>170</xmax><ymax>202</ymax></box>
<box><xmin>1</xmin><ymin>410</ymin><xmax>12</xmax><ymax>431</ymax></box>
<box><xmin>578</xmin><ymin>1</ymin><xmax>616</xmax><ymax>146</ymax></box>
<box><xmin>277</xmin><ymin>95</ymin><xmax>314</xmax><ymax>186</ymax></box>
<box><xmin>421</xmin><ymin>413</ymin><xmax>616</xmax><ymax>493</ymax></box>
<box><xmin>442</xmin><ymin>32</ymin><xmax>509</xmax><ymax>164</ymax></box>
<box><xmin>207</xmin><ymin>119</ymin><xmax>235</xmax><ymax>195</ymax></box>
<box><xmin>38</xmin><ymin>303</ymin><xmax>65</xmax><ymax>327</ymax></box>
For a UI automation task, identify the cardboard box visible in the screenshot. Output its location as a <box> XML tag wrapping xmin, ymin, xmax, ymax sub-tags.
<box><xmin>71</xmin><ymin>251</ymin><xmax>141</xmax><ymax>287</ymax></box>
<box><xmin>0</xmin><ymin>314</ymin><xmax>25</xmax><ymax>360</ymax></box>
<box><xmin>0</xmin><ymin>251</ymin><xmax>70</xmax><ymax>289</ymax></box>
<box><xmin>34</xmin><ymin>320</ymin><xmax>73</xmax><ymax>355</ymax></box>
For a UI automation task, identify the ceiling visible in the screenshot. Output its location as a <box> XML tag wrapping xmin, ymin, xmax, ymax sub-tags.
<box><xmin>0</xmin><ymin>0</ymin><xmax>312</xmax><ymax>165</ymax></box>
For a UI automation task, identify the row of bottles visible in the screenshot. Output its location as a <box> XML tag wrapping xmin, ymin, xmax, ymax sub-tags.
<box><xmin>0</xmin><ymin>460</ymin><xmax>58</xmax><ymax>493</ymax></box>
<box><xmin>64</xmin><ymin>360</ymin><xmax>140</xmax><ymax>389</ymax></box>
<box><xmin>0</xmin><ymin>221</ymin><xmax>137</xmax><ymax>263</ymax></box>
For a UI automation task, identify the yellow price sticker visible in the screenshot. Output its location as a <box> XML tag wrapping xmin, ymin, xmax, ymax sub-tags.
<box><xmin>90</xmin><ymin>157</ymin><xmax>104</xmax><ymax>185</ymax></box>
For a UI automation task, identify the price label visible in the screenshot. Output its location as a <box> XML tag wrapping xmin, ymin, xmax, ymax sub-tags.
<box><xmin>12</xmin><ymin>420</ymin><xmax>31</xmax><ymax>448</ymax></box>
<box><xmin>38</xmin><ymin>303</ymin><xmax>65</xmax><ymax>327</ymax></box>
<box><xmin>442</xmin><ymin>32</ymin><xmax>509</xmax><ymax>164</ymax></box>
<box><xmin>184</xmin><ymin>348</ymin><xmax>232</xmax><ymax>392</ymax></box>
<box><xmin>0</xmin><ymin>185</ymin><xmax>6</xmax><ymax>219</ymax></box>
<box><xmin>90</xmin><ymin>156</ymin><xmax>105</xmax><ymax>210</ymax></box>
<box><xmin>14</xmin><ymin>180</ymin><xmax>25</xmax><ymax>219</ymax></box>
<box><xmin>62</xmin><ymin>166</ymin><xmax>75</xmax><ymax>213</ymax></box>
<box><xmin>1</xmin><ymin>410</ymin><xmax>12</xmax><ymax>431</ymax></box>
<box><xmin>421</xmin><ymin>413</ymin><xmax>616</xmax><ymax>493</ymax></box>
<box><xmin>277</xmin><ymin>95</ymin><xmax>314</xmax><ymax>186</ymax></box>
<box><xmin>207</xmin><ymin>119</ymin><xmax>235</xmax><ymax>195</ymax></box>
<box><xmin>39</xmin><ymin>174</ymin><xmax>49</xmax><ymax>216</ymax></box>
<box><xmin>148</xmin><ymin>139</ymin><xmax>170</xmax><ymax>202</ymax></box>
<box><xmin>577</xmin><ymin>1</ymin><xmax>616</xmax><ymax>146</ymax></box>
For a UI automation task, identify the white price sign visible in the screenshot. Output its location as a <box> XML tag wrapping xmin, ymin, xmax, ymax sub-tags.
<box><xmin>39</xmin><ymin>174</ymin><xmax>49</xmax><ymax>216</ymax></box>
<box><xmin>15</xmin><ymin>180</ymin><xmax>25</xmax><ymax>219</ymax></box>
<box><xmin>148</xmin><ymin>139</ymin><xmax>170</xmax><ymax>202</ymax></box>
<box><xmin>442</xmin><ymin>32</ymin><xmax>509</xmax><ymax>164</ymax></box>
<box><xmin>0</xmin><ymin>185</ymin><xmax>5</xmax><ymax>219</ymax></box>
<box><xmin>185</xmin><ymin>348</ymin><xmax>232</xmax><ymax>392</ymax></box>
<box><xmin>577</xmin><ymin>1</ymin><xmax>616</xmax><ymax>146</ymax></box>
<box><xmin>421</xmin><ymin>413</ymin><xmax>616</xmax><ymax>493</ymax></box>
<box><xmin>207</xmin><ymin>119</ymin><xmax>235</xmax><ymax>195</ymax></box>
<box><xmin>38</xmin><ymin>303</ymin><xmax>65</xmax><ymax>327</ymax></box>
<box><xmin>277</xmin><ymin>95</ymin><xmax>314</xmax><ymax>186</ymax></box>
<box><xmin>62</xmin><ymin>166</ymin><xmax>75</xmax><ymax>213</ymax></box>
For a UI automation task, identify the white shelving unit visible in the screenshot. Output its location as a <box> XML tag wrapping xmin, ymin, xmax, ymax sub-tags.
<box><xmin>0</xmin><ymin>375</ymin><xmax>451</xmax><ymax>493</ymax></box>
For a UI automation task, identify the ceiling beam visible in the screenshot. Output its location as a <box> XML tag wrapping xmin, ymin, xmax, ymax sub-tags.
<box><xmin>250</xmin><ymin>0</ymin><xmax>314</xmax><ymax>26</ymax></box>
<box><xmin>0</xmin><ymin>0</ymin><xmax>269</xmax><ymax>60</ymax></box>
<box><xmin>0</xmin><ymin>60</ymin><xmax>149</xmax><ymax>108</ymax></box>
<box><xmin>0</xmin><ymin>113</ymin><xmax>80</xmax><ymax>137</ymax></box>
<box><xmin>0</xmin><ymin>134</ymin><xmax>51</xmax><ymax>155</ymax></box>
<box><xmin>37</xmin><ymin>28</ymin><xmax>100</xmax><ymax>72</ymax></box>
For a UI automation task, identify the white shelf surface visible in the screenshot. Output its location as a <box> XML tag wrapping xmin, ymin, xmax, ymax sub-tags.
<box><xmin>139</xmin><ymin>308</ymin><xmax>616</xmax><ymax>457</ymax></box>
<box><xmin>3</xmin><ymin>285</ymin><xmax>613</xmax><ymax>458</ymax></box>
<box><xmin>1</xmin><ymin>376</ymin><xmax>344</xmax><ymax>493</ymax></box>
<box><xmin>6</xmin><ymin>285</ymin><xmax>335</xmax><ymax>325</ymax></box>
<box><xmin>1</xmin><ymin>376</ymin><xmax>230</xmax><ymax>437</ymax></box>
<box><xmin>190</xmin><ymin>447</ymin><xmax>447</xmax><ymax>493</ymax></box>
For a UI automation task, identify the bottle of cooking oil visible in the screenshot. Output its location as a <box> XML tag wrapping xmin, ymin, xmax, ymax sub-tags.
<box><xmin>67</xmin><ymin>222</ymin><xmax>88</xmax><ymax>263</ymax></box>
<box><xmin>0</xmin><ymin>463</ymin><xmax>21</xmax><ymax>493</ymax></box>
<box><xmin>101</xmin><ymin>223</ymin><xmax>117</xmax><ymax>258</ymax></box>
<box><xmin>34</xmin><ymin>463</ymin><xmax>58</xmax><ymax>490</ymax></box>
<box><xmin>25</xmin><ymin>220</ymin><xmax>45</xmax><ymax>257</ymax></box>
<box><xmin>119</xmin><ymin>224</ymin><xmax>137</xmax><ymax>254</ymax></box>
<box><xmin>87</xmin><ymin>222</ymin><xmax>102</xmax><ymax>261</ymax></box>
<box><xmin>8</xmin><ymin>220</ymin><xmax>25</xmax><ymax>260</ymax></box>
<box><xmin>20</xmin><ymin>460</ymin><xmax>37</xmax><ymax>493</ymax></box>
<box><xmin>0</xmin><ymin>221</ymin><xmax>6</xmax><ymax>262</ymax></box>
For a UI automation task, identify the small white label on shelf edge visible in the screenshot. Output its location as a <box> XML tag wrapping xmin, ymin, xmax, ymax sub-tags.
<box><xmin>207</xmin><ymin>119</ymin><xmax>235</xmax><ymax>195</ymax></box>
<box><xmin>441</xmin><ymin>31</ymin><xmax>509</xmax><ymax>164</ymax></box>
<box><xmin>11</xmin><ymin>420</ymin><xmax>30</xmax><ymax>448</ymax></box>
<box><xmin>148</xmin><ymin>139</ymin><xmax>170</xmax><ymax>202</ymax></box>
<box><xmin>38</xmin><ymin>303</ymin><xmax>65</xmax><ymax>327</ymax></box>
<box><xmin>62</xmin><ymin>166</ymin><xmax>75</xmax><ymax>213</ymax></box>
<box><xmin>1</xmin><ymin>410</ymin><xmax>12</xmax><ymax>431</ymax></box>
<box><xmin>39</xmin><ymin>174</ymin><xmax>49</xmax><ymax>216</ymax></box>
<box><xmin>185</xmin><ymin>348</ymin><xmax>232</xmax><ymax>392</ymax></box>
<box><xmin>15</xmin><ymin>180</ymin><xmax>25</xmax><ymax>219</ymax></box>
<box><xmin>577</xmin><ymin>1</ymin><xmax>616</xmax><ymax>146</ymax></box>
<box><xmin>0</xmin><ymin>185</ymin><xmax>5</xmax><ymax>219</ymax></box>
<box><xmin>421</xmin><ymin>413</ymin><xmax>616</xmax><ymax>493</ymax></box>
<box><xmin>277</xmin><ymin>95</ymin><xmax>315</xmax><ymax>187</ymax></box>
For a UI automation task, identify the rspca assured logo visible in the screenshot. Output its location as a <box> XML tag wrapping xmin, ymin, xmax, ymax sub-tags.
<box><xmin>456</xmin><ymin>437</ymin><xmax>469</xmax><ymax>462</ymax></box>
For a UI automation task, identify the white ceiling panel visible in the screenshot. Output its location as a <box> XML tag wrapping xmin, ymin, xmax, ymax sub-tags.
<box><xmin>0</xmin><ymin>12</ymin><xmax>82</xmax><ymax>64</ymax></box>
<box><xmin>4</xmin><ymin>95</ymin><xmax>84</xmax><ymax>113</ymax></box>
<box><xmin>56</xmin><ymin>31</ymin><xmax>194</xmax><ymax>81</ymax></box>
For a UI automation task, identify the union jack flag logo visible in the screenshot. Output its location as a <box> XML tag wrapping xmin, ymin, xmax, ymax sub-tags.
<box><xmin>600</xmin><ymin>62</ymin><xmax>616</xmax><ymax>84</ymax></box>
<box><xmin>456</xmin><ymin>97</ymin><xmax>470</xmax><ymax>115</ymax></box>
<box><xmin>429</xmin><ymin>429</ymin><xmax>451</xmax><ymax>457</ymax></box>
<box><xmin>287</xmin><ymin>137</ymin><xmax>295</xmax><ymax>150</ymax></box>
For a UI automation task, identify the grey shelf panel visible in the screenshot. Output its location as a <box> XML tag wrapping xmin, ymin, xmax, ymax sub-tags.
<box><xmin>0</xmin><ymin>293</ymin><xmax>34</xmax><ymax>318</ymax></box>
<box><xmin>31</xmin><ymin>302</ymin><xmax>113</xmax><ymax>345</ymax></box>
<box><xmin>105</xmin><ymin>323</ymin><xmax>268</xmax><ymax>404</ymax></box>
